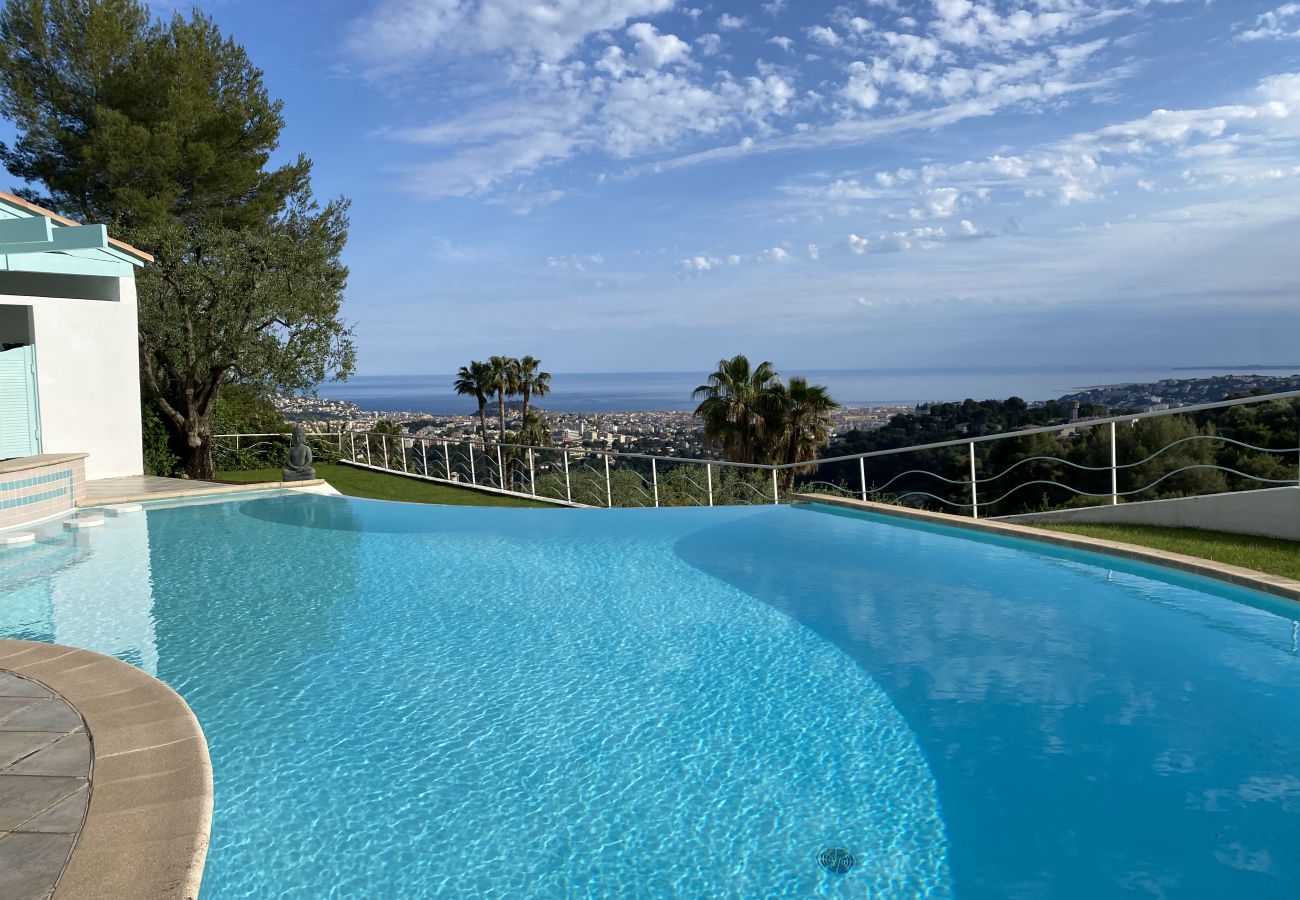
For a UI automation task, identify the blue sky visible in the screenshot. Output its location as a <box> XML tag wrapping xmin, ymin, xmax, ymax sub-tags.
<box><xmin>11</xmin><ymin>1</ymin><xmax>1300</xmax><ymax>375</ymax></box>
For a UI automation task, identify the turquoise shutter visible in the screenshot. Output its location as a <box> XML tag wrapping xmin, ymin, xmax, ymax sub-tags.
<box><xmin>0</xmin><ymin>345</ymin><xmax>41</xmax><ymax>459</ymax></box>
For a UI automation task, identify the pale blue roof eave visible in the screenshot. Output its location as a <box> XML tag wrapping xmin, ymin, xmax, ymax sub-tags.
<box><xmin>0</xmin><ymin>194</ymin><xmax>148</xmax><ymax>274</ymax></box>
<box><xmin>0</xmin><ymin>250</ymin><xmax>135</xmax><ymax>278</ymax></box>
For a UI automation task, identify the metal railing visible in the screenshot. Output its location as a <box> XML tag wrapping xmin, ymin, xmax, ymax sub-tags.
<box><xmin>794</xmin><ymin>389</ymin><xmax>1300</xmax><ymax>517</ymax></box>
<box><xmin>212</xmin><ymin>431</ymin><xmax>783</xmax><ymax>509</ymax></box>
<box><xmin>213</xmin><ymin>388</ymin><xmax>1300</xmax><ymax>515</ymax></box>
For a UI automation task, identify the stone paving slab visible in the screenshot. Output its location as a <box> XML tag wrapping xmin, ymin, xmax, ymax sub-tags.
<box><xmin>0</xmin><ymin>669</ymin><xmax>88</xmax><ymax>900</ymax></box>
<box><xmin>0</xmin><ymin>673</ymin><xmax>52</xmax><ymax>698</ymax></box>
<box><xmin>8</xmin><ymin>733</ymin><xmax>90</xmax><ymax>777</ymax></box>
<box><xmin>0</xmin><ymin>832</ymin><xmax>78</xmax><ymax>900</ymax></box>
<box><xmin>1</xmin><ymin>699</ymin><xmax>83</xmax><ymax>732</ymax></box>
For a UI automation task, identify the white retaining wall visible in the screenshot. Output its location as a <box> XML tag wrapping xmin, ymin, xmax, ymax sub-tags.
<box><xmin>1001</xmin><ymin>486</ymin><xmax>1300</xmax><ymax>541</ymax></box>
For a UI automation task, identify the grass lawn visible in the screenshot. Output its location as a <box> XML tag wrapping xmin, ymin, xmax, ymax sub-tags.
<box><xmin>217</xmin><ymin>463</ymin><xmax>556</xmax><ymax>509</ymax></box>
<box><xmin>1036</xmin><ymin>523</ymin><xmax>1300</xmax><ymax>581</ymax></box>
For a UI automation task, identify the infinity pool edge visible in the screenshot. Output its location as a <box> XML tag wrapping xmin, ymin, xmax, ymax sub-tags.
<box><xmin>796</xmin><ymin>493</ymin><xmax>1300</xmax><ymax>603</ymax></box>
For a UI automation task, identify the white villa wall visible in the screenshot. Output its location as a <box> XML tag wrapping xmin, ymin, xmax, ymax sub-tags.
<box><xmin>1001</xmin><ymin>486</ymin><xmax>1300</xmax><ymax>541</ymax></box>
<box><xmin>0</xmin><ymin>277</ymin><xmax>144</xmax><ymax>479</ymax></box>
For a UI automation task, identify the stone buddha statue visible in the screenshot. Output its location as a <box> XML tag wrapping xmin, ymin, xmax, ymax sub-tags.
<box><xmin>282</xmin><ymin>424</ymin><xmax>316</xmax><ymax>481</ymax></box>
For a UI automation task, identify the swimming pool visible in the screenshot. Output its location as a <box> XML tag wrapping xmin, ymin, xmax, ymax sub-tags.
<box><xmin>1</xmin><ymin>493</ymin><xmax>1298</xmax><ymax>897</ymax></box>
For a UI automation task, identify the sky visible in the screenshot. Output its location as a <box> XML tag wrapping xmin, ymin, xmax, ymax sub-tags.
<box><xmin>8</xmin><ymin>0</ymin><xmax>1300</xmax><ymax>376</ymax></box>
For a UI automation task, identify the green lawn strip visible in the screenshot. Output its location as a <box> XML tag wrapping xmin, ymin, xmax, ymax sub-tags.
<box><xmin>217</xmin><ymin>463</ymin><xmax>556</xmax><ymax>508</ymax></box>
<box><xmin>1036</xmin><ymin>523</ymin><xmax>1300</xmax><ymax>581</ymax></box>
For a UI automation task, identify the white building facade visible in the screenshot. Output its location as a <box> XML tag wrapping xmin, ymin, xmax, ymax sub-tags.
<box><xmin>0</xmin><ymin>191</ymin><xmax>150</xmax><ymax>526</ymax></box>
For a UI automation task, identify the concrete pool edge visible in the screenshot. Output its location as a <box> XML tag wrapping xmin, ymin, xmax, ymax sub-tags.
<box><xmin>796</xmin><ymin>493</ymin><xmax>1300</xmax><ymax>603</ymax></box>
<box><xmin>0</xmin><ymin>639</ymin><xmax>212</xmax><ymax>900</ymax></box>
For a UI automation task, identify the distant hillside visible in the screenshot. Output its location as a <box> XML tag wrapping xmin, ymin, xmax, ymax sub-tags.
<box><xmin>1059</xmin><ymin>373</ymin><xmax>1300</xmax><ymax>411</ymax></box>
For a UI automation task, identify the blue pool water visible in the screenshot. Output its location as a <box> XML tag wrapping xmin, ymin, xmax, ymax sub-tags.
<box><xmin>1</xmin><ymin>495</ymin><xmax>1299</xmax><ymax>898</ymax></box>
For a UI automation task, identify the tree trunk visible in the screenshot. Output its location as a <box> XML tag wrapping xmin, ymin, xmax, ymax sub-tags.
<box><xmin>477</xmin><ymin>403</ymin><xmax>488</xmax><ymax>440</ymax></box>
<box><xmin>181</xmin><ymin>420</ymin><xmax>215</xmax><ymax>481</ymax></box>
<box><xmin>497</xmin><ymin>392</ymin><xmax>506</xmax><ymax>439</ymax></box>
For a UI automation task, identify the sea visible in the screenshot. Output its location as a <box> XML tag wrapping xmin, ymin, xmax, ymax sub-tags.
<box><xmin>315</xmin><ymin>365</ymin><xmax>1300</xmax><ymax>415</ymax></box>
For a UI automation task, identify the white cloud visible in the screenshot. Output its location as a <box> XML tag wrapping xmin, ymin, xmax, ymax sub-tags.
<box><xmin>916</xmin><ymin>186</ymin><xmax>962</xmax><ymax>218</ymax></box>
<box><xmin>759</xmin><ymin>246</ymin><xmax>791</xmax><ymax>262</ymax></box>
<box><xmin>547</xmin><ymin>253</ymin><xmax>605</xmax><ymax>270</ymax></box>
<box><xmin>806</xmin><ymin>25</ymin><xmax>841</xmax><ymax>47</ymax></box>
<box><xmin>841</xmin><ymin>61</ymin><xmax>881</xmax><ymax>109</ymax></box>
<box><xmin>695</xmin><ymin>33</ymin><xmax>722</xmax><ymax>56</ymax></box>
<box><xmin>627</xmin><ymin>22</ymin><xmax>691</xmax><ymax>69</ymax></box>
<box><xmin>807</xmin><ymin>243</ymin><xmax>820</xmax><ymax>260</ymax></box>
<box><xmin>848</xmin><ymin>233</ymin><xmax>870</xmax><ymax>254</ymax></box>
<box><xmin>717</xmin><ymin>13</ymin><xmax>747</xmax><ymax>30</ymax></box>
<box><xmin>679</xmin><ymin>254</ymin><xmax>721</xmax><ymax>271</ymax></box>
<box><xmin>1237</xmin><ymin>4</ymin><xmax>1300</xmax><ymax>42</ymax></box>
<box><xmin>371</xmin><ymin>0</ymin><xmax>1278</xmax><ymax>213</ymax></box>
<box><xmin>930</xmin><ymin>1</ymin><xmax>1098</xmax><ymax>50</ymax></box>
<box><xmin>350</xmin><ymin>0</ymin><xmax>676</xmax><ymax>63</ymax></box>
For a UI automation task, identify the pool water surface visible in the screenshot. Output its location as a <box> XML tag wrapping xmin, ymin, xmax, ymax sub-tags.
<box><xmin>0</xmin><ymin>494</ymin><xmax>1297</xmax><ymax>898</ymax></box>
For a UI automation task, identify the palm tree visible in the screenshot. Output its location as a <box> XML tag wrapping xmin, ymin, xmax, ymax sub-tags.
<box><xmin>454</xmin><ymin>361</ymin><xmax>493</xmax><ymax>439</ymax></box>
<box><xmin>487</xmin><ymin>355</ymin><xmax>519</xmax><ymax>440</ymax></box>
<box><xmin>367</xmin><ymin>418</ymin><xmax>405</xmax><ymax>465</ymax></box>
<box><xmin>692</xmin><ymin>354</ymin><xmax>781</xmax><ymax>464</ymax></box>
<box><xmin>771</xmin><ymin>377</ymin><xmax>839</xmax><ymax>489</ymax></box>
<box><xmin>516</xmin><ymin>355</ymin><xmax>552</xmax><ymax>422</ymax></box>
<box><xmin>515</xmin><ymin>411</ymin><xmax>552</xmax><ymax>447</ymax></box>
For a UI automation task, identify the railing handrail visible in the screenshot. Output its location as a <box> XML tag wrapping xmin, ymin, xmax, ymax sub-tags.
<box><xmin>213</xmin><ymin>387</ymin><xmax>1300</xmax><ymax>473</ymax></box>
<box><xmin>782</xmin><ymin>388</ymin><xmax>1300</xmax><ymax>470</ymax></box>
<box><xmin>212</xmin><ymin>387</ymin><xmax>1300</xmax><ymax>515</ymax></box>
<box><xmin>212</xmin><ymin>431</ymin><xmax>773</xmax><ymax>470</ymax></box>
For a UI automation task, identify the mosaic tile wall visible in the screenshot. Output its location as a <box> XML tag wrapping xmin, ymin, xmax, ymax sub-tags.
<box><xmin>0</xmin><ymin>459</ymin><xmax>84</xmax><ymax>529</ymax></box>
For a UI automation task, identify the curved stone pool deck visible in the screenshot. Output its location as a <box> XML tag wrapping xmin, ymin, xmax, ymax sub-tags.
<box><xmin>0</xmin><ymin>640</ymin><xmax>211</xmax><ymax>900</ymax></box>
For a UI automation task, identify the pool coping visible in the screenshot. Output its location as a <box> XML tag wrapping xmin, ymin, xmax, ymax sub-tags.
<box><xmin>80</xmin><ymin>478</ymin><xmax>327</xmax><ymax>507</ymax></box>
<box><xmin>796</xmin><ymin>493</ymin><xmax>1300</xmax><ymax>603</ymax></box>
<box><xmin>0</xmin><ymin>639</ymin><xmax>212</xmax><ymax>899</ymax></box>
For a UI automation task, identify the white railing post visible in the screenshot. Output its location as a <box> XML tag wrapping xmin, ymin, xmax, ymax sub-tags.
<box><xmin>421</xmin><ymin>440</ymin><xmax>429</xmax><ymax>477</ymax></box>
<box><xmin>1110</xmin><ymin>421</ymin><xmax>1119</xmax><ymax>505</ymax></box>
<box><xmin>772</xmin><ymin>468</ymin><xmax>780</xmax><ymax>505</ymax></box>
<box><xmin>496</xmin><ymin>445</ymin><xmax>505</xmax><ymax>490</ymax></box>
<box><xmin>349</xmin><ymin>431</ymin><xmax>355</xmax><ymax>462</ymax></box>
<box><xmin>563</xmin><ymin>449</ymin><xmax>572</xmax><ymax>503</ymax></box>
<box><xmin>652</xmin><ymin>458</ymin><xmax>660</xmax><ymax>507</ymax></box>
<box><xmin>401</xmin><ymin>438</ymin><xmax>408</xmax><ymax>473</ymax></box>
<box><xmin>969</xmin><ymin>442</ymin><xmax>978</xmax><ymax>519</ymax></box>
<box><xmin>859</xmin><ymin>457</ymin><xmax>868</xmax><ymax>502</ymax></box>
<box><xmin>528</xmin><ymin>448</ymin><xmax>536</xmax><ymax>496</ymax></box>
<box><xmin>604</xmin><ymin>454</ymin><xmax>612</xmax><ymax>508</ymax></box>
<box><xmin>382</xmin><ymin>436</ymin><xmax>390</xmax><ymax>470</ymax></box>
<box><xmin>469</xmin><ymin>443</ymin><xmax>477</xmax><ymax>485</ymax></box>
<box><xmin>234</xmin><ymin>434</ymin><xmax>240</xmax><ymax>452</ymax></box>
<box><xmin>707</xmin><ymin>463</ymin><xmax>714</xmax><ymax>507</ymax></box>
<box><xmin>443</xmin><ymin>441</ymin><xmax>451</xmax><ymax>481</ymax></box>
<box><xmin>338</xmin><ymin>432</ymin><xmax>343</xmax><ymax>455</ymax></box>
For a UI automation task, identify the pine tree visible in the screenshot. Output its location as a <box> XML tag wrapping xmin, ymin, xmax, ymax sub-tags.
<box><xmin>0</xmin><ymin>0</ymin><xmax>353</xmax><ymax>479</ymax></box>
